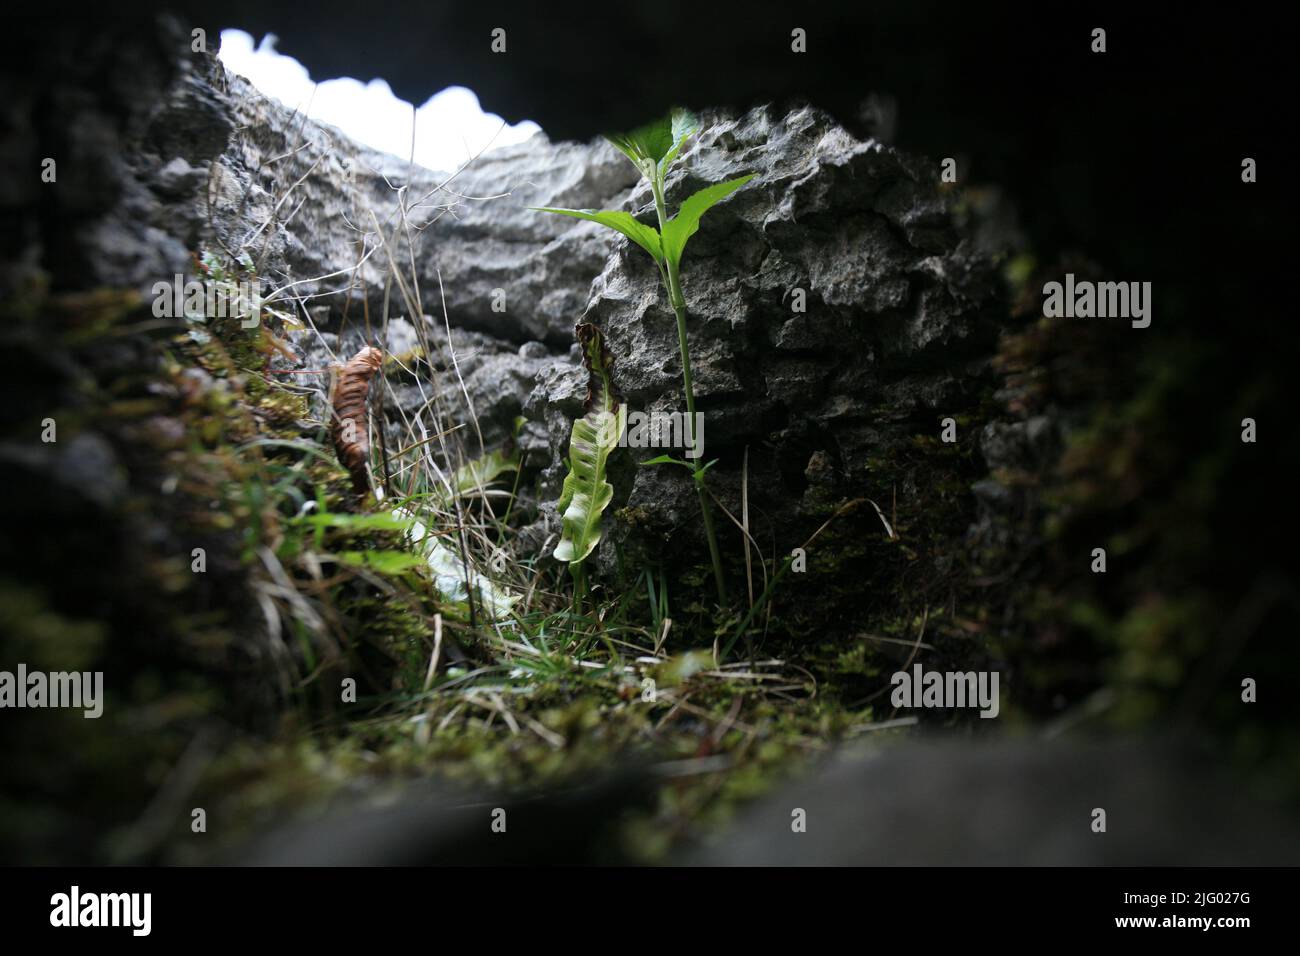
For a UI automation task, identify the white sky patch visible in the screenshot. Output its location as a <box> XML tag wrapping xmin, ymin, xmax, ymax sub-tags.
<box><xmin>217</xmin><ymin>29</ymin><xmax>541</xmax><ymax>173</ymax></box>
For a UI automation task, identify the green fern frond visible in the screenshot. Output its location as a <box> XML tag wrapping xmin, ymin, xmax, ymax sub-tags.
<box><xmin>554</xmin><ymin>323</ymin><xmax>625</xmax><ymax>566</ymax></box>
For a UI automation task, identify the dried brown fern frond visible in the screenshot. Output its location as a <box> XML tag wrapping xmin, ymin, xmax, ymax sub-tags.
<box><xmin>330</xmin><ymin>345</ymin><xmax>384</xmax><ymax>496</ymax></box>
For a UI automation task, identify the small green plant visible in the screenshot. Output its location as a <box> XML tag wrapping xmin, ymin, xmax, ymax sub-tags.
<box><xmin>533</xmin><ymin>109</ymin><xmax>752</xmax><ymax>606</ymax></box>
<box><xmin>553</xmin><ymin>323</ymin><xmax>627</xmax><ymax>600</ymax></box>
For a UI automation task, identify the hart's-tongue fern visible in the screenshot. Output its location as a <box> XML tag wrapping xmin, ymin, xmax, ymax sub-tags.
<box><xmin>553</xmin><ymin>323</ymin><xmax>626</xmax><ymax>567</ymax></box>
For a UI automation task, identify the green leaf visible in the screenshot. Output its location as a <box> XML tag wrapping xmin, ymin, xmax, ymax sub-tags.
<box><xmin>604</xmin><ymin>109</ymin><xmax>698</xmax><ymax>179</ymax></box>
<box><xmin>299</xmin><ymin>512</ymin><xmax>415</xmax><ymax>532</ymax></box>
<box><xmin>692</xmin><ymin>458</ymin><xmax>720</xmax><ymax>481</ymax></box>
<box><xmin>394</xmin><ymin>506</ymin><xmax>519</xmax><ymax>620</ymax></box>
<box><xmin>604</xmin><ymin>113</ymin><xmax>675</xmax><ymax>169</ymax></box>
<box><xmin>661</xmin><ymin>174</ymin><xmax>755</xmax><ymax>270</ymax></box>
<box><xmin>530</xmin><ymin>207</ymin><xmax>663</xmax><ymax>263</ymax></box>
<box><xmin>655</xmin><ymin>650</ymin><xmax>713</xmax><ymax>687</ymax></box>
<box><xmin>640</xmin><ymin>454</ymin><xmax>692</xmax><ymax>470</ymax></box>
<box><xmin>334</xmin><ymin>550</ymin><xmax>427</xmax><ymax>575</ymax></box>
<box><xmin>554</xmin><ymin>324</ymin><xmax>626</xmax><ymax>566</ymax></box>
<box><xmin>443</xmin><ymin>448</ymin><xmax>517</xmax><ymax>501</ymax></box>
<box><xmin>658</xmin><ymin>109</ymin><xmax>698</xmax><ymax>177</ymax></box>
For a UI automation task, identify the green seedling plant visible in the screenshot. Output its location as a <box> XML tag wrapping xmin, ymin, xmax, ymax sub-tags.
<box><xmin>533</xmin><ymin>109</ymin><xmax>752</xmax><ymax>606</ymax></box>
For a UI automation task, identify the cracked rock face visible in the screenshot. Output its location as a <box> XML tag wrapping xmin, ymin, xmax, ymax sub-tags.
<box><xmin>525</xmin><ymin>106</ymin><xmax>1009</xmax><ymax>594</ymax></box>
<box><xmin>203</xmin><ymin>68</ymin><xmax>638</xmax><ymax>349</ymax></box>
<box><xmin>191</xmin><ymin>61</ymin><xmax>646</xmax><ymax>476</ymax></box>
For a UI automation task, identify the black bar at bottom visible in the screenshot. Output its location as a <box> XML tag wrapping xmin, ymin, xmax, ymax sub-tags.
<box><xmin>0</xmin><ymin>866</ymin><xmax>1283</xmax><ymax>942</ymax></box>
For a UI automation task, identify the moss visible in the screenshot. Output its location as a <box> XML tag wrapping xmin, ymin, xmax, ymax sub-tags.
<box><xmin>172</xmin><ymin>645</ymin><xmax>883</xmax><ymax>863</ymax></box>
<box><xmin>981</xmin><ymin>255</ymin><xmax>1300</xmax><ymax>798</ymax></box>
<box><xmin>0</xmin><ymin>275</ymin><xmax>353</xmax><ymax>862</ymax></box>
<box><xmin>614</xmin><ymin>504</ymin><xmax>655</xmax><ymax>528</ymax></box>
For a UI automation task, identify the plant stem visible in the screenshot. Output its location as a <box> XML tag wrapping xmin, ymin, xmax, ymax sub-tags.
<box><xmin>571</xmin><ymin>561</ymin><xmax>588</xmax><ymax>615</ymax></box>
<box><xmin>650</xmin><ymin>171</ymin><xmax>728</xmax><ymax>606</ymax></box>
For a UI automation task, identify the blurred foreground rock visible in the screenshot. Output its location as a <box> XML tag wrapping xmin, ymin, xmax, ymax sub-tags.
<box><xmin>237</xmin><ymin>736</ymin><xmax>1300</xmax><ymax>866</ymax></box>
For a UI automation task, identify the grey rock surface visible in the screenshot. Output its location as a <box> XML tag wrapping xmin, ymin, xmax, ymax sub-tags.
<box><xmin>202</xmin><ymin>67</ymin><xmax>637</xmax><ymax>348</ymax></box>
<box><xmin>526</xmin><ymin>106</ymin><xmax>1009</xmax><ymax>591</ymax></box>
